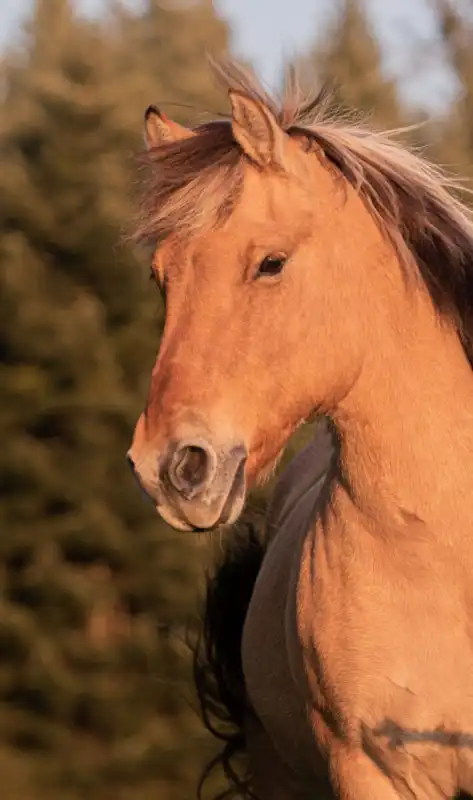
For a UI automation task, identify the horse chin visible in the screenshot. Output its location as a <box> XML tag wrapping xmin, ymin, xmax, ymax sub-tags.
<box><xmin>155</xmin><ymin>503</ymin><xmax>197</xmax><ymax>532</ymax></box>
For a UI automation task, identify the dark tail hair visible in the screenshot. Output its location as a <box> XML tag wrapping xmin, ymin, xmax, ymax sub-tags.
<box><xmin>192</xmin><ymin>518</ymin><xmax>266</xmax><ymax>799</ymax></box>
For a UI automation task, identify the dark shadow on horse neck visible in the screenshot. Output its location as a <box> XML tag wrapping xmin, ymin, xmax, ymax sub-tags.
<box><xmin>192</xmin><ymin>418</ymin><xmax>472</xmax><ymax>799</ymax></box>
<box><xmin>265</xmin><ymin>417</ymin><xmax>340</xmax><ymax>541</ymax></box>
<box><xmin>192</xmin><ymin>419</ymin><xmax>337</xmax><ymax>798</ymax></box>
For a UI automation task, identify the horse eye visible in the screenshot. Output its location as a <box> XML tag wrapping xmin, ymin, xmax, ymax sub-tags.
<box><xmin>256</xmin><ymin>254</ymin><xmax>287</xmax><ymax>279</ymax></box>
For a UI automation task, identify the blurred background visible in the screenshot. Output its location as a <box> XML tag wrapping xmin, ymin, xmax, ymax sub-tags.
<box><xmin>0</xmin><ymin>0</ymin><xmax>472</xmax><ymax>798</ymax></box>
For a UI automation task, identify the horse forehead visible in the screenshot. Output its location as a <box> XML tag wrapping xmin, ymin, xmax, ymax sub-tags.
<box><xmin>231</xmin><ymin>162</ymin><xmax>313</xmax><ymax>227</ymax></box>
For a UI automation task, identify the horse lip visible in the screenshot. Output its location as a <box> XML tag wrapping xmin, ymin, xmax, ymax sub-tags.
<box><xmin>155</xmin><ymin>500</ymin><xmax>196</xmax><ymax>532</ymax></box>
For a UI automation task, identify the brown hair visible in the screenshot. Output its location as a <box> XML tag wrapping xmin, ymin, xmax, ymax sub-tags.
<box><xmin>133</xmin><ymin>59</ymin><xmax>473</xmax><ymax>365</ymax></box>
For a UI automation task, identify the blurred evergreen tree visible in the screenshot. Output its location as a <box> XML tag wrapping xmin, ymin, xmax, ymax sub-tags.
<box><xmin>295</xmin><ymin>0</ymin><xmax>404</xmax><ymax>128</ymax></box>
<box><xmin>120</xmin><ymin>0</ymin><xmax>229</xmax><ymax>115</ymax></box>
<box><xmin>424</xmin><ymin>0</ymin><xmax>473</xmax><ymax>183</ymax></box>
<box><xmin>0</xmin><ymin>0</ymin><xmax>231</xmax><ymax>797</ymax></box>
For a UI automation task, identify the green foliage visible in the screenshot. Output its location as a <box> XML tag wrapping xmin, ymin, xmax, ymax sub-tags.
<box><xmin>296</xmin><ymin>0</ymin><xmax>404</xmax><ymax>127</ymax></box>
<box><xmin>1</xmin><ymin>0</ymin><xmax>473</xmax><ymax>798</ymax></box>
<box><xmin>422</xmin><ymin>1</ymin><xmax>473</xmax><ymax>182</ymax></box>
<box><xmin>0</xmin><ymin>1</ymin><xmax>230</xmax><ymax>797</ymax></box>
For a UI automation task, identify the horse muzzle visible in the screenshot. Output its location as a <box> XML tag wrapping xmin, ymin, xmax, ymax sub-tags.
<box><xmin>128</xmin><ymin>437</ymin><xmax>248</xmax><ymax>532</ymax></box>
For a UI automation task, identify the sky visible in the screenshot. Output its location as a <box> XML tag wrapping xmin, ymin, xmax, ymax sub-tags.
<box><xmin>0</xmin><ymin>0</ymin><xmax>460</xmax><ymax>112</ymax></box>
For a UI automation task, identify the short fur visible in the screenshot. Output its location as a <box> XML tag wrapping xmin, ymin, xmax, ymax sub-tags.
<box><xmin>133</xmin><ymin>59</ymin><xmax>473</xmax><ymax>365</ymax></box>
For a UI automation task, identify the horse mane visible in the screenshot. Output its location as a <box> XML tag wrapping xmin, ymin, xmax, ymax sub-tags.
<box><xmin>134</xmin><ymin>58</ymin><xmax>473</xmax><ymax>367</ymax></box>
<box><xmin>192</xmin><ymin>519</ymin><xmax>266</xmax><ymax>799</ymax></box>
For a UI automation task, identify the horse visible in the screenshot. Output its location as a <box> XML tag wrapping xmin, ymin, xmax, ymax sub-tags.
<box><xmin>127</xmin><ymin>59</ymin><xmax>473</xmax><ymax>798</ymax></box>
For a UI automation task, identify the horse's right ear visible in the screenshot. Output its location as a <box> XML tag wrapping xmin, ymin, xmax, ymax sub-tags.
<box><xmin>144</xmin><ymin>106</ymin><xmax>195</xmax><ymax>149</ymax></box>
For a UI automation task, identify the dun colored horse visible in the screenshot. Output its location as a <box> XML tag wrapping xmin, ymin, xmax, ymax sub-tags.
<box><xmin>128</xmin><ymin>60</ymin><xmax>473</xmax><ymax>798</ymax></box>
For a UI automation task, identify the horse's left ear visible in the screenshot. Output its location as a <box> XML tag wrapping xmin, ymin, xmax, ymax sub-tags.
<box><xmin>144</xmin><ymin>105</ymin><xmax>195</xmax><ymax>149</ymax></box>
<box><xmin>229</xmin><ymin>91</ymin><xmax>287</xmax><ymax>169</ymax></box>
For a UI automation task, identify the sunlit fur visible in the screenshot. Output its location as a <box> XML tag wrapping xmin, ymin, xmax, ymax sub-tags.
<box><xmin>131</xmin><ymin>59</ymin><xmax>473</xmax><ymax>797</ymax></box>
<box><xmin>133</xmin><ymin>60</ymin><xmax>473</xmax><ymax>366</ymax></box>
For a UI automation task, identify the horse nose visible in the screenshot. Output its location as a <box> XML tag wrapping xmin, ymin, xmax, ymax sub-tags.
<box><xmin>166</xmin><ymin>440</ymin><xmax>218</xmax><ymax>499</ymax></box>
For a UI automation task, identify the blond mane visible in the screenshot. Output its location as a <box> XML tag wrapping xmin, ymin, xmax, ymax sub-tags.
<box><xmin>134</xmin><ymin>59</ymin><xmax>473</xmax><ymax>366</ymax></box>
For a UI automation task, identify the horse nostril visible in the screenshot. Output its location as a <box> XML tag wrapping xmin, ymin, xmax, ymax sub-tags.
<box><xmin>175</xmin><ymin>446</ymin><xmax>207</xmax><ymax>486</ymax></box>
<box><xmin>126</xmin><ymin>453</ymin><xmax>136</xmax><ymax>473</ymax></box>
<box><xmin>168</xmin><ymin>442</ymin><xmax>215</xmax><ymax>498</ymax></box>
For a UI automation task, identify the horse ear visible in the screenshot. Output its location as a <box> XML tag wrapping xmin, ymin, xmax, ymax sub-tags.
<box><xmin>144</xmin><ymin>105</ymin><xmax>195</xmax><ymax>149</ymax></box>
<box><xmin>229</xmin><ymin>90</ymin><xmax>286</xmax><ymax>168</ymax></box>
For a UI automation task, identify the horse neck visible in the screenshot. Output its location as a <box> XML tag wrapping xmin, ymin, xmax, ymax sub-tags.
<box><xmin>329</xmin><ymin>285</ymin><xmax>473</xmax><ymax>539</ymax></box>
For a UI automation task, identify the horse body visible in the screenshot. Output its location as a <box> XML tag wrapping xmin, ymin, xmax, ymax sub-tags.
<box><xmin>242</xmin><ymin>234</ymin><xmax>473</xmax><ymax>795</ymax></box>
<box><xmin>128</xmin><ymin>60</ymin><xmax>473</xmax><ymax>798</ymax></box>
<box><xmin>244</xmin><ymin>374</ymin><xmax>473</xmax><ymax>798</ymax></box>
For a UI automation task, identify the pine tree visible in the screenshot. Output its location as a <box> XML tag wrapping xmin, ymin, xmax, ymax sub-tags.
<box><xmin>424</xmin><ymin>0</ymin><xmax>473</xmax><ymax>182</ymax></box>
<box><xmin>299</xmin><ymin>0</ymin><xmax>404</xmax><ymax>128</ymax></box>
<box><xmin>111</xmin><ymin>0</ymin><xmax>230</xmax><ymax>127</ymax></box>
<box><xmin>0</xmin><ymin>0</ymin><xmax>232</xmax><ymax>797</ymax></box>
